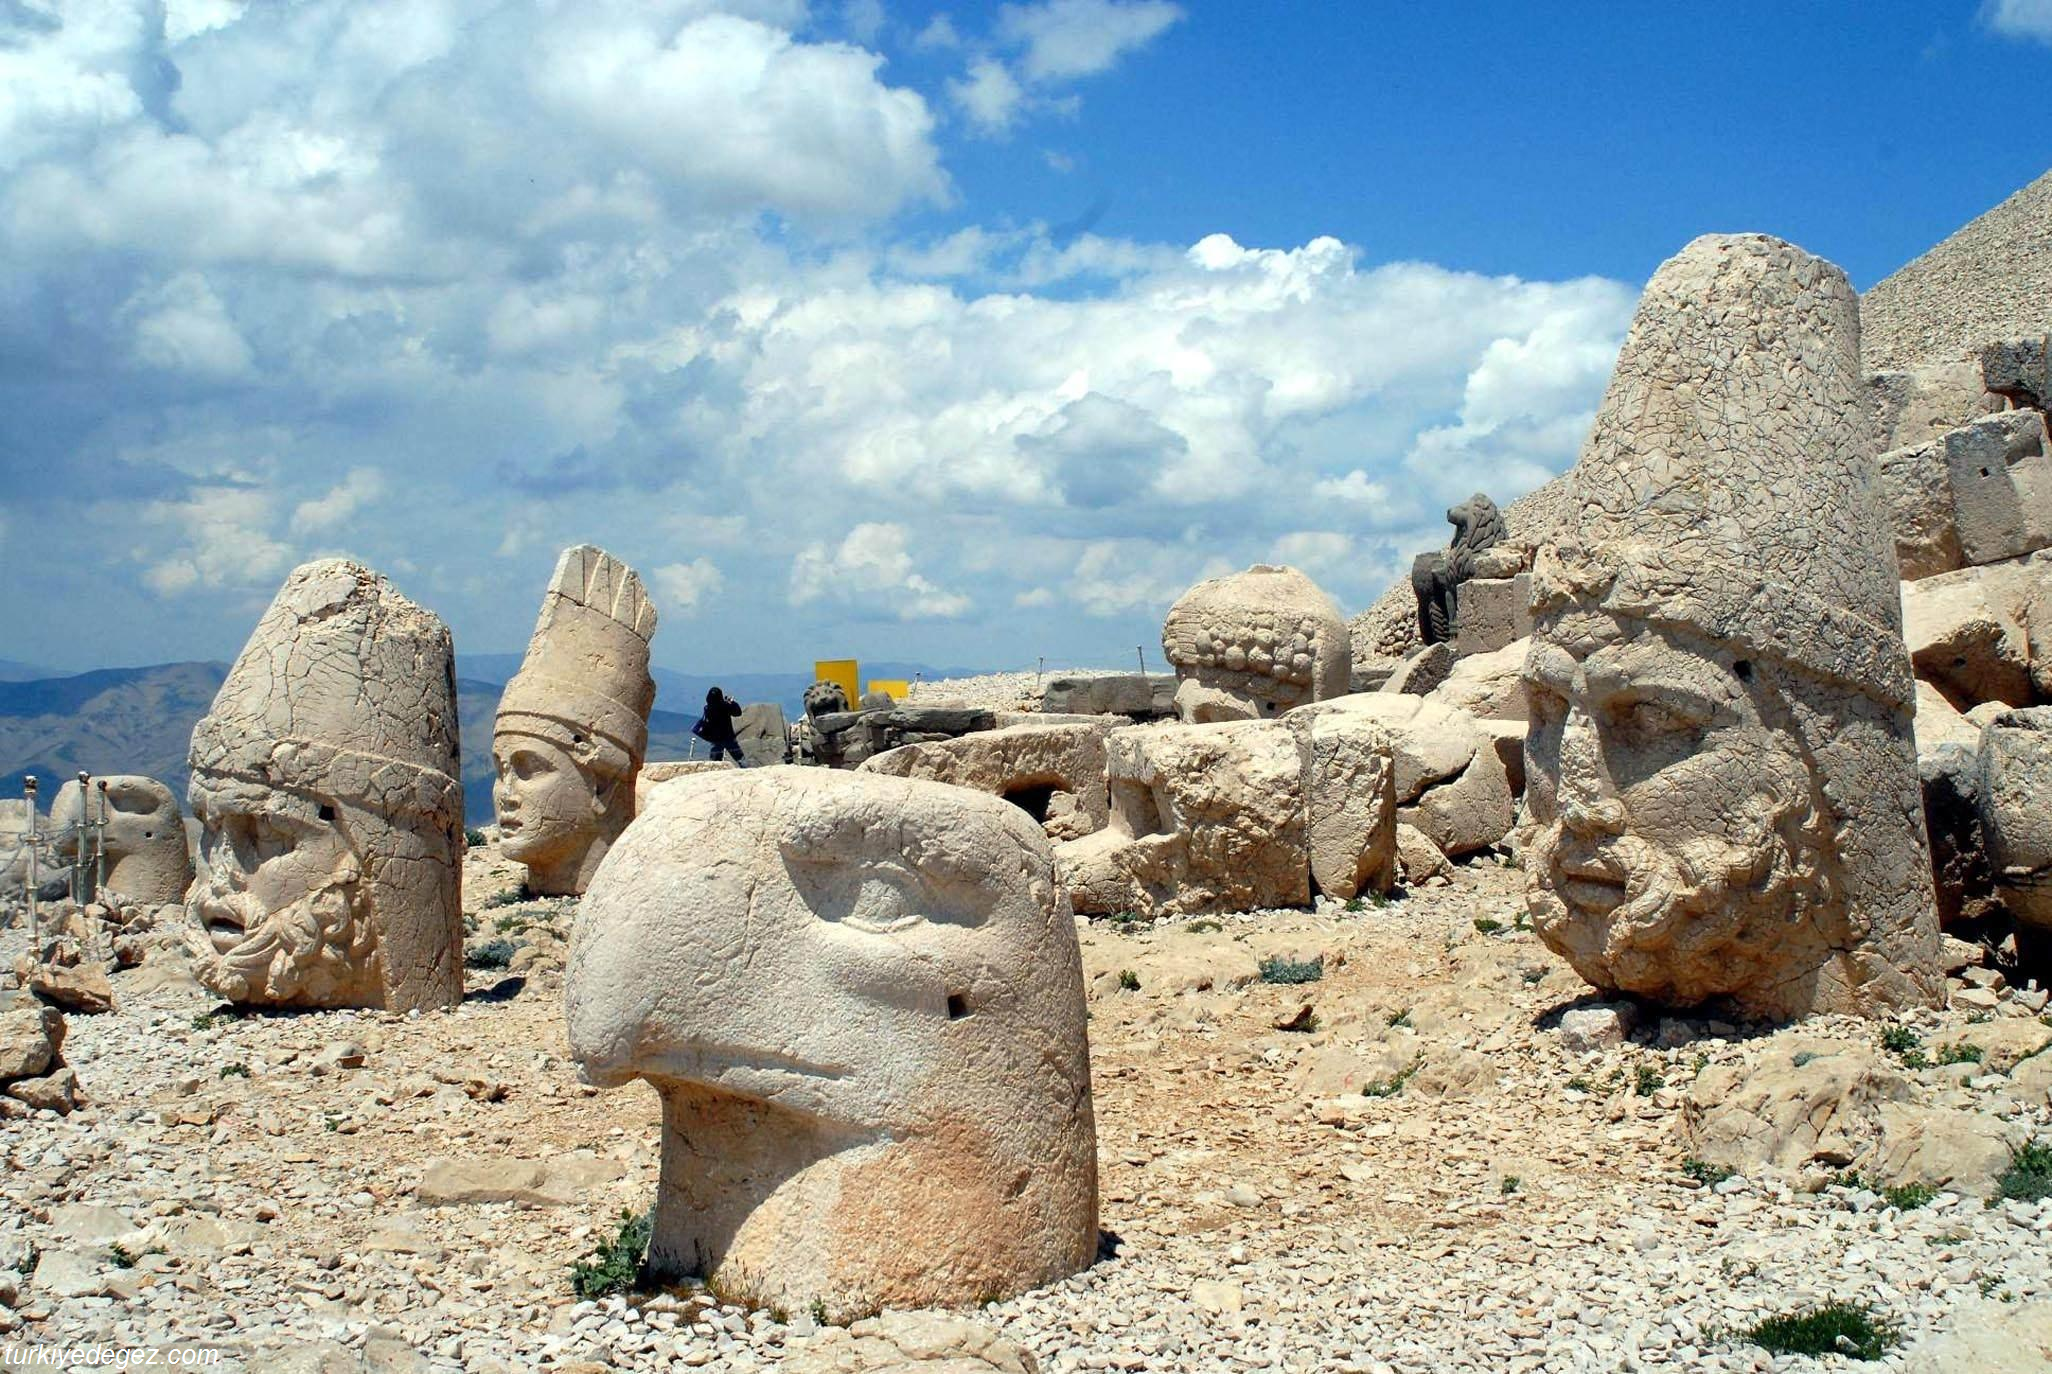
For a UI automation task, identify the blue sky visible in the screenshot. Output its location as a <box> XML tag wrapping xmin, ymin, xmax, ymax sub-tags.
<box><xmin>2</xmin><ymin>0</ymin><xmax>2048</xmax><ymax>681</ymax></box>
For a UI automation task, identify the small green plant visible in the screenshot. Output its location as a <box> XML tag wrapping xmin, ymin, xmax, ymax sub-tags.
<box><xmin>1880</xmin><ymin>1025</ymin><xmax>1929</xmax><ymax>1066</ymax></box>
<box><xmin>1634</xmin><ymin>1064</ymin><xmax>1665</xmax><ymax>1097</ymax></box>
<box><xmin>1829</xmin><ymin>1169</ymin><xmax>1875</xmax><ymax>1192</ymax></box>
<box><xmin>1978</xmin><ymin>1275</ymin><xmax>2003</xmax><ymax>1298</ymax></box>
<box><xmin>809</xmin><ymin>1300</ymin><xmax>829</xmax><ymax>1326</ymax></box>
<box><xmin>1116</xmin><ymin>969</ymin><xmax>1140</xmax><ymax>992</ymax></box>
<box><xmin>1185</xmin><ymin>919</ymin><xmax>1223</xmax><ymax>934</ymax></box>
<box><xmin>1997</xmin><ymin>1141</ymin><xmax>2052</xmax><ymax>1202</ymax></box>
<box><xmin>322</xmin><ymin>1113</ymin><xmax>341</xmax><ymax>1133</ymax></box>
<box><xmin>1935</xmin><ymin>1042</ymin><xmax>1984</xmax><ymax>1067</ymax></box>
<box><xmin>1344</xmin><ymin>896</ymin><xmax>1366</xmax><ymax>913</ymax></box>
<box><xmin>1691</xmin><ymin>1051</ymin><xmax>1710</xmax><ymax>1076</ymax></box>
<box><xmin>1741</xmin><ymin>1301</ymin><xmax>1898</xmax><ymax>1361</ymax></box>
<box><xmin>1966</xmin><ymin>1009</ymin><xmax>1994</xmax><ymax>1025</ymax></box>
<box><xmin>1682</xmin><ymin>1157</ymin><xmax>1734</xmax><ymax>1186</ymax></box>
<box><xmin>108</xmin><ymin>1242</ymin><xmax>137</xmax><ymax>1269</ymax></box>
<box><xmin>1565</xmin><ymin>1075</ymin><xmax>1592</xmax><ymax>1093</ymax></box>
<box><xmin>1884</xmin><ymin>1182</ymin><xmax>1938</xmax><ymax>1211</ymax></box>
<box><xmin>570</xmin><ymin>1209</ymin><xmax>652</xmax><ymax>1300</ymax></box>
<box><xmin>466</xmin><ymin>938</ymin><xmax>521</xmax><ymax>970</ymax></box>
<box><xmin>1386</xmin><ymin>1007</ymin><xmax>1412</xmax><ymax>1028</ymax></box>
<box><xmin>218</xmin><ymin>1062</ymin><xmax>249</xmax><ymax>1080</ymax></box>
<box><xmin>1362</xmin><ymin>1060</ymin><xmax>1420</xmax><ymax>1099</ymax></box>
<box><xmin>1110</xmin><ymin>909</ymin><xmax>1139</xmax><ymax>927</ymax></box>
<box><xmin>1521</xmin><ymin>967</ymin><xmax>1546</xmax><ymax>986</ymax></box>
<box><xmin>1258</xmin><ymin>954</ymin><xmax>1324</xmax><ymax>986</ymax></box>
<box><xmin>1472</xmin><ymin>917</ymin><xmax>1502</xmax><ymax>935</ymax></box>
<box><xmin>464</xmin><ymin>827</ymin><xmax>487</xmax><ymax>848</ymax></box>
<box><xmin>1499</xmin><ymin>1176</ymin><xmax>1520</xmax><ymax>1195</ymax></box>
<box><xmin>1791</xmin><ymin>1050</ymin><xmax>1820</xmax><ymax>1068</ymax></box>
<box><xmin>484</xmin><ymin>888</ymin><xmax>528</xmax><ymax>909</ymax></box>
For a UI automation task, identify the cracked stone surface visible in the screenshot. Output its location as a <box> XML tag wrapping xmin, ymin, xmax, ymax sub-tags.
<box><xmin>1522</xmin><ymin>234</ymin><xmax>1941</xmax><ymax>1021</ymax></box>
<box><xmin>184</xmin><ymin>559</ymin><xmax>464</xmax><ymax>1014</ymax></box>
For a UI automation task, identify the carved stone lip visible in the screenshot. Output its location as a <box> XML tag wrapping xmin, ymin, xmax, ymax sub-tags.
<box><xmin>194</xmin><ymin>896</ymin><xmax>248</xmax><ymax>949</ymax></box>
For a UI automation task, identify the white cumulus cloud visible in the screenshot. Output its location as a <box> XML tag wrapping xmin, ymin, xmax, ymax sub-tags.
<box><xmin>999</xmin><ymin>0</ymin><xmax>1183</xmax><ymax>82</ymax></box>
<box><xmin>652</xmin><ymin>558</ymin><xmax>726</xmax><ymax>616</ymax></box>
<box><xmin>291</xmin><ymin>468</ymin><xmax>387</xmax><ymax>535</ymax></box>
<box><xmin>790</xmin><ymin>523</ymin><xmax>972</xmax><ymax>620</ymax></box>
<box><xmin>1983</xmin><ymin>0</ymin><xmax>2052</xmax><ymax>41</ymax></box>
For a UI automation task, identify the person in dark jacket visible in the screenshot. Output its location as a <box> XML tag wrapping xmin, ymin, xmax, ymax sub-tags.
<box><xmin>696</xmin><ymin>687</ymin><xmax>747</xmax><ymax>765</ymax></box>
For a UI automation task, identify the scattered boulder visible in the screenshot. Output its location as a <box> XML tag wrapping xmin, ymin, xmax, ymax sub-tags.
<box><xmin>781</xmin><ymin>1311</ymin><xmax>1038</xmax><ymax>1374</ymax></box>
<box><xmin>1903</xmin><ymin>572</ymin><xmax>2033</xmax><ymax>709</ymax></box>
<box><xmin>1683</xmin><ymin>1043</ymin><xmax>1913</xmax><ymax>1174</ymax></box>
<box><xmin>1978</xmin><ymin>707</ymin><xmax>2052</xmax><ymax>935</ymax></box>
<box><xmin>862</xmin><ymin>721</ymin><xmax>1111</xmax><ymax>842</ymax></box>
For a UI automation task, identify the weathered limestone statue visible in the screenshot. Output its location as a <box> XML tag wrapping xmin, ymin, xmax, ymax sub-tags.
<box><xmin>1411</xmin><ymin>493</ymin><xmax>1506</xmax><ymax>645</ymax></box>
<box><xmin>1521</xmin><ymin>234</ymin><xmax>1942</xmax><ymax>1021</ymax></box>
<box><xmin>185</xmin><ymin>560</ymin><xmax>464</xmax><ymax>1012</ymax></box>
<box><xmin>1161</xmin><ymin>564</ymin><xmax>1350</xmax><ymax>722</ymax></box>
<box><xmin>49</xmin><ymin>775</ymin><xmax>193</xmax><ymax>906</ymax></box>
<box><xmin>493</xmin><ymin>546</ymin><xmax>658</xmax><ymax>896</ymax></box>
<box><xmin>567</xmin><ymin>769</ymin><xmax>1097</xmax><ymax>1320</ymax></box>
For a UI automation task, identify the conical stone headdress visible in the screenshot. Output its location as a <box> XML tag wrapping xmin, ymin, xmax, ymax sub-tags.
<box><xmin>495</xmin><ymin>546</ymin><xmax>657</xmax><ymax>772</ymax></box>
<box><xmin>1531</xmin><ymin>233</ymin><xmax>1912</xmax><ymax>710</ymax></box>
<box><xmin>189</xmin><ymin>559</ymin><xmax>462</xmax><ymax>825</ymax></box>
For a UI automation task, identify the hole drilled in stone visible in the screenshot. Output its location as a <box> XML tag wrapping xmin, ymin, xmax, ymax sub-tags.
<box><xmin>1001</xmin><ymin>782</ymin><xmax>1058</xmax><ymax>824</ymax></box>
<box><xmin>946</xmin><ymin>992</ymin><xmax>970</xmax><ymax>1020</ymax></box>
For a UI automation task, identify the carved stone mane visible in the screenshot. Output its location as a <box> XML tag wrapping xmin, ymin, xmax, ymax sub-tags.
<box><xmin>1413</xmin><ymin>492</ymin><xmax>1506</xmax><ymax>645</ymax></box>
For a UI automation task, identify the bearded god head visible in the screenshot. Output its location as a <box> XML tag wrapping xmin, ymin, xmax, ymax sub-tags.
<box><xmin>185</xmin><ymin>560</ymin><xmax>463</xmax><ymax>1013</ymax></box>
<box><xmin>1520</xmin><ymin>235</ymin><xmax>1941</xmax><ymax>1022</ymax></box>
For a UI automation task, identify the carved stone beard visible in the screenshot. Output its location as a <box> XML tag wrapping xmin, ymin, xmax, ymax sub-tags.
<box><xmin>185</xmin><ymin>857</ymin><xmax>376</xmax><ymax>1007</ymax></box>
<box><xmin>1523</xmin><ymin>785</ymin><xmax>1834</xmax><ymax>1007</ymax></box>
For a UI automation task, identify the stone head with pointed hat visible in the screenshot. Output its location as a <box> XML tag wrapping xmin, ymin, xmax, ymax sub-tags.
<box><xmin>493</xmin><ymin>546</ymin><xmax>657</xmax><ymax>895</ymax></box>
<box><xmin>185</xmin><ymin>560</ymin><xmax>464</xmax><ymax>1012</ymax></box>
<box><xmin>1520</xmin><ymin>234</ymin><xmax>1942</xmax><ymax>1021</ymax></box>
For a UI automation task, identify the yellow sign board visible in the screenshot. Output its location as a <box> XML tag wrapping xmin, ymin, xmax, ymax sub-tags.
<box><xmin>866</xmin><ymin>678</ymin><xmax>909</xmax><ymax>704</ymax></box>
<box><xmin>814</xmin><ymin>659</ymin><xmax>860</xmax><ymax>711</ymax></box>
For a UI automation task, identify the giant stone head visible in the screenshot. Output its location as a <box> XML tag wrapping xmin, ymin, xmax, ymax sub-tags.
<box><xmin>1520</xmin><ymin>235</ymin><xmax>1941</xmax><ymax>1021</ymax></box>
<box><xmin>185</xmin><ymin>560</ymin><xmax>463</xmax><ymax>1012</ymax></box>
<box><xmin>566</xmin><ymin>767</ymin><xmax>1097</xmax><ymax>1321</ymax></box>
<box><xmin>50</xmin><ymin>774</ymin><xmax>193</xmax><ymax>906</ymax></box>
<box><xmin>493</xmin><ymin>546</ymin><xmax>657</xmax><ymax>896</ymax></box>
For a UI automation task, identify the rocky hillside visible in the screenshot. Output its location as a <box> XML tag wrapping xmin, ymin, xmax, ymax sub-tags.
<box><xmin>0</xmin><ymin>663</ymin><xmax>227</xmax><ymax>803</ymax></box>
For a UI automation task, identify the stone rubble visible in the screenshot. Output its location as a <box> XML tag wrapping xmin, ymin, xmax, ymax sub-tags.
<box><xmin>3</xmin><ymin>847</ymin><xmax>2048</xmax><ymax>1371</ymax></box>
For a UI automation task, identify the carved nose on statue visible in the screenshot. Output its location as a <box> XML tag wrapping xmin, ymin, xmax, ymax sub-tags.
<box><xmin>1558</xmin><ymin>709</ymin><xmax>1625</xmax><ymax>836</ymax></box>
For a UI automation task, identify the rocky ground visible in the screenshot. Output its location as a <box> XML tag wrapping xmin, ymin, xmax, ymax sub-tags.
<box><xmin>3</xmin><ymin>845</ymin><xmax>2051</xmax><ymax>1372</ymax></box>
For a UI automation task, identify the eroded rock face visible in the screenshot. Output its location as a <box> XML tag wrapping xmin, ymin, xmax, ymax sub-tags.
<box><xmin>1058</xmin><ymin>720</ymin><xmax>1309</xmax><ymax>917</ymax></box>
<box><xmin>860</xmin><ymin>722</ymin><xmax>1111</xmax><ymax>842</ymax></box>
<box><xmin>48</xmin><ymin>775</ymin><xmax>192</xmax><ymax>906</ymax></box>
<box><xmin>184</xmin><ymin>560</ymin><xmax>463</xmax><ymax>1012</ymax></box>
<box><xmin>1162</xmin><ymin>565</ymin><xmax>1350</xmax><ymax>723</ymax></box>
<box><xmin>494</xmin><ymin>546</ymin><xmax>657</xmax><ymax>897</ymax></box>
<box><xmin>1522</xmin><ymin>235</ymin><xmax>1942</xmax><ymax>1021</ymax></box>
<box><xmin>565</xmin><ymin>768</ymin><xmax>1097</xmax><ymax>1321</ymax></box>
<box><xmin>1978</xmin><ymin>707</ymin><xmax>2052</xmax><ymax>937</ymax></box>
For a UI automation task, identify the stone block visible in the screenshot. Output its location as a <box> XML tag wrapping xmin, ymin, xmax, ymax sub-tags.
<box><xmin>861</xmin><ymin>721</ymin><xmax>1111</xmax><ymax>841</ymax></box>
<box><xmin>1289</xmin><ymin>709</ymin><xmax>1396</xmax><ymax>902</ymax></box>
<box><xmin>735</xmin><ymin>703</ymin><xmax>789</xmax><ymax>768</ymax></box>
<box><xmin>1451</xmin><ymin>574</ymin><xmax>1532</xmax><ymax>656</ymax></box>
<box><xmin>1978</xmin><ymin>335</ymin><xmax>2051</xmax><ymax>406</ymax></box>
<box><xmin>1876</xmin><ymin>436</ymin><xmax>1967</xmax><ymax>580</ymax></box>
<box><xmin>1868</xmin><ymin>361</ymin><xmax>2002</xmax><ymax>453</ymax></box>
<box><xmin>1903</xmin><ymin>572</ymin><xmax>2034</xmax><ymax>709</ymax></box>
<box><xmin>1058</xmin><ymin>720</ymin><xmax>1307</xmax><ymax>917</ymax></box>
<box><xmin>1944</xmin><ymin>411</ymin><xmax>2052</xmax><ymax>567</ymax></box>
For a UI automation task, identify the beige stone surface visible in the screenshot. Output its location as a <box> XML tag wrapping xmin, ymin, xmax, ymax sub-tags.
<box><xmin>1451</xmin><ymin>574</ymin><xmax>1532</xmax><ymax>657</ymax></box>
<box><xmin>1059</xmin><ymin>720</ymin><xmax>1308</xmax><ymax>917</ymax></box>
<box><xmin>1913</xmin><ymin>679</ymin><xmax>1982</xmax><ymax>756</ymax></box>
<box><xmin>494</xmin><ymin>546</ymin><xmax>658</xmax><ymax>897</ymax></box>
<box><xmin>631</xmin><ymin>759</ymin><xmax>735</xmax><ymax>811</ymax></box>
<box><xmin>1943</xmin><ymin>410</ymin><xmax>2052</xmax><ymax>568</ymax></box>
<box><xmin>1424</xmin><ymin>637</ymin><xmax>1530</xmax><ymax>723</ymax></box>
<box><xmin>1393</xmin><ymin>822</ymin><xmax>1451</xmax><ymax>886</ymax></box>
<box><xmin>1869</xmin><ymin>360</ymin><xmax>2003</xmax><ymax>454</ymax></box>
<box><xmin>1906</xmin><ymin>1299</ymin><xmax>2052</xmax><ymax>1374</ymax></box>
<box><xmin>1977</xmin><ymin>707</ymin><xmax>2052</xmax><ymax>932</ymax></box>
<box><xmin>1876</xmin><ymin>433</ymin><xmax>1970</xmax><ymax>581</ymax></box>
<box><xmin>1397</xmin><ymin>730</ymin><xmax>1513</xmax><ymax>858</ymax></box>
<box><xmin>1161</xmin><ymin>565</ymin><xmax>1350</xmax><ymax>722</ymax></box>
<box><xmin>861</xmin><ymin>721</ymin><xmax>1110</xmax><ymax>842</ymax></box>
<box><xmin>1288</xmin><ymin>709</ymin><xmax>1396</xmax><ymax>902</ymax></box>
<box><xmin>184</xmin><ymin>559</ymin><xmax>464</xmax><ymax>1013</ymax></box>
<box><xmin>0</xmin><ymin>999</ymin><xmax>63</xmax><ymax>1081</ymax></box>
<box><xmin>48</xmin><ymin>774</ymin><xmax>193</xmax><ymax>906</ymax></box>
<box><xmin>1683</xmin><ymin>1042</ymin><xmax>1911</xmax><ymax>1174</ymax></box>
<box><xmin>566</xmin><ymin>768</ymin><xmax>1096</xmax><ymax>1320</ymax></box>
<box><xmin>1522</xmin><ymin>234</ymin><xmax>1940</xmax><ymax>1021</ymax></box>
<box><xmin>1903</xmin><ymin>570</ymin><xmax>2034</xmax><ymax>708</ymax></box>
<box><xmin>781</xmin><ymin>1311</ymin><xmax>1039</xmax><ymax>1374</ymax></box>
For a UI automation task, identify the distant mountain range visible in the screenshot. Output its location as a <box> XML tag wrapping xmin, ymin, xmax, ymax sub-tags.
<box><xmin>0</xmin><ymin>657</ymin><xmax>986</xmax><ymax>825</ymax></box>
